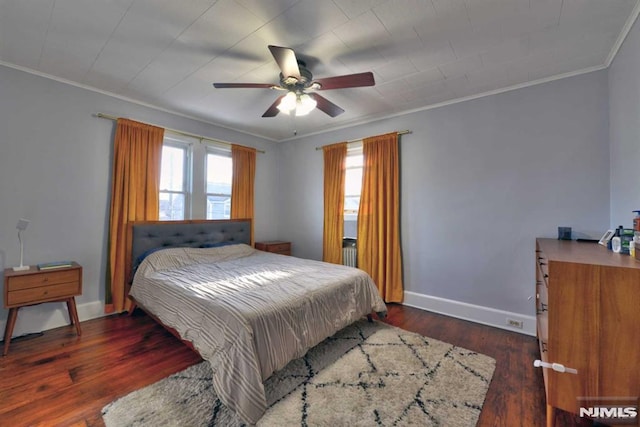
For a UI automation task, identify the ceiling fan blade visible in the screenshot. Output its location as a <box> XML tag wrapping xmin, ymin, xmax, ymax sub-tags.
<box><xmin>268</xmin><ymin>45</ymin><xmax>301</xmax><ymax>80</ymax></box>
<box><xmin>262</xmin><ymin>94</ymin><xmax>287</xmax><ymax>117</ymax></box>
<box><xmin>308</xmin><ymin>93</ymin><xmax>345</xmax><ymax>117</ymax></box>
<box><xmin>213</xmin><ymin>83</ymin><xmax>276</xmax><ymax>89</ymax></box>
<box><xmin>312</xmin><ymin>72</ymin><xmax>375</xmax><ymax>90</ymax></box>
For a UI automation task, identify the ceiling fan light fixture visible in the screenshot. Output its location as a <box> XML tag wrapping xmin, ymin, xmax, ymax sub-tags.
<box><xmin>277</xmin><ymin>92</ymin><xmax>297</xmax><ymax>114</ymax></box>
<box><xmin>295</xmin><ymin>93</ymin><xmax>317</xmax><ymax>116</ymax></box>
<box><xmin>276</xmin><ymin>92</ymin><xmax>317</xmax><ymax>116</ymax></box>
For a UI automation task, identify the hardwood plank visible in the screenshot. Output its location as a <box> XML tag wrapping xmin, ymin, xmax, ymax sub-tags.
<box><xmin>0</xmin><ymin>305</ymin><xmax>595</xmax><ymax>426</ymax></box>
<box><xmin>1</xmin><ymin>370</ymin><xmax>73</xmax><ymax>413</ymax></box>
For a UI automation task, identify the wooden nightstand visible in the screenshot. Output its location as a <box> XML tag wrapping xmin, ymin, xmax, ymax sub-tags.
<box><xmin>3</xmin><ymin>262</ymin><xmax>82</xmax><ymax>356</ymax></box>
<box><xmin>255</xmin><ymin>241</ymin><xmax>292</xmax><ymax>256</ymax></box>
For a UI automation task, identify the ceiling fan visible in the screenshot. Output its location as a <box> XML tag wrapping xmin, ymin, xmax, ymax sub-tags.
<box><xmin>213</xmin><ymin>45</ymin><xmax>375</xmax><ymax>118</ymax></box>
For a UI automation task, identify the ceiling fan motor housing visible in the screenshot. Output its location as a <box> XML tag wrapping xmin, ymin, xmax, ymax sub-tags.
<box><xmin>281</xmin><ymin>61</ymin><xmax>315</xmax><ymax>89</ymax></box>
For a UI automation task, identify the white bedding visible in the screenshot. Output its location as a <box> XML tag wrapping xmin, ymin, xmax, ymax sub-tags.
<box><xmin>129</xmin><ymin>244</ymin><xmax>386</xmax><ymax>425</ymax></box>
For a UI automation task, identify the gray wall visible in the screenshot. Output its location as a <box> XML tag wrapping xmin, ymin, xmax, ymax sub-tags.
<box><xmin>0</xmin><ymin>64</ymin><xmax>280</xmax><ymax>336</ymax></box>
<box><xmin>0</xmin><ymin>44</ymin><xmax>621</xmax><ymax>334</ymax></box>
<box><xmin>278</xmin><ymin>71</ymin><xmax>610</xmax><ymax>317</ymax></box>
<box><xmin>609</xmin><ymin>15</ymin><xmax>640</xmax><ymax>228</ymax></box>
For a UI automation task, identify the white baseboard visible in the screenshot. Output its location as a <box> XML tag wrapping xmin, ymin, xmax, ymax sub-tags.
<box><xmin>403</xmin><ymin>291</ymin><xmax>536</xmax><ymax>336</ymax></box>
<box><xmin>0</xmin><ymin>300</ymin><xmax>106</xmax><ymax>340</ymax></box>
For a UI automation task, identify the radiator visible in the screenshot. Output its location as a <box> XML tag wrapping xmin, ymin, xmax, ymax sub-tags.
<box><xmin>342</xmin><ymin>247</ymin><xmax>357</xmax><ymax>267</ymax></box>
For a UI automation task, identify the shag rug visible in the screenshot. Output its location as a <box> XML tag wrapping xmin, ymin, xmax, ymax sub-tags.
<box><xmin>102</xmin><ymin>320</ymin><xmax>495</xmax><ymax>426</ymax></box>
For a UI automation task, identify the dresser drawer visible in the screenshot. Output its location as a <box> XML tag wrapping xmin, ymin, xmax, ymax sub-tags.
<box><xmin>6</xmin><ymin>269</ymin><xmax>80</xmax><ymax>291</ymax></box>
<box><xmin>7</xmin><ymin>281</ymin><xmax>81</xmax><ymax>306</ymax></box>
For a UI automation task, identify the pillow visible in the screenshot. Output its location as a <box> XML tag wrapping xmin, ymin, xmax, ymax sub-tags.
<box><xmin>199</xmin><ymin>241</ymin><xmax>238</xmax><ymax>248</ymax></box>
<box><xmin>132</xmin><ymin>247</ymin><xmax>167</xmax><ymax>277</ymax></box>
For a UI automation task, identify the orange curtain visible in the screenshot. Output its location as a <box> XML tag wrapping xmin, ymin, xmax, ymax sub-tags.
<box><xmin>231</xmin><ymin>144</ymin><xmax>256</xmax><ymax>244</ymax></box>
<box><xmin>106</xmin><ymin>119</ymin><xmax>164</xmax><ymax>313</ymax></box>
<box><xmin>357</xmin><ymin>132</ymin><xmax>404</xmax><ymax>302</ymax></box>
<box><xmin>322</xmin><ymin>142</ymin><xmax>347</xmax><ymax>264</ymax></box>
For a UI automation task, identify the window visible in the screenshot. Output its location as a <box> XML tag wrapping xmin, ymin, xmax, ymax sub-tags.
<box><xmin>344</xmin><ymin>145</ymin><xmax>363</xmax><ymax>239</ymax></box>
<box><xmin>159</xmin><ymin>134</ymin><xmax>239</xmax><ymax>220</ymax></box>
<box><xmin>159</xmin><ymin>143</ymin><xmax>189</xmax><ymax>220</ymax></box>
<box><xmin>206</xmin><ymin>148</ymin><xmax>232</xmax><ymax>219</ymax></box>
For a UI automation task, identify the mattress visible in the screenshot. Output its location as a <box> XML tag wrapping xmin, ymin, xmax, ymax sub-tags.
<box><xmin>129</xmin><ymin>243</ymin><xmax>386</xmax><ymax>425</ymax></box>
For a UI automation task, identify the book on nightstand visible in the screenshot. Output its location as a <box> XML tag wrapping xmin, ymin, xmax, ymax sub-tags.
<box><xmin>37</xmin><ymin>261</ymin><xmax>73</xmax><ymax>270</ymax></box>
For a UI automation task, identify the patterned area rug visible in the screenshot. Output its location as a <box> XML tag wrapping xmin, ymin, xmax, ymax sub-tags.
<box><xmin>102</xmin><ymin>320</ymin><xmax>495</xmax><ymax>426</ymax></box>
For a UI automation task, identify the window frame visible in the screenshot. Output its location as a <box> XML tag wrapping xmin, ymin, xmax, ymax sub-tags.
<box><xmin>205</xmin><ymin>144</ymin><xmax>233</xmax><ymax>220</ymax></box>
<box><xmin>159</xmin><ymin>138</ymin><xmax>192</xmax><ymax>220</ymax></box>
<box><xmin>344</xmin><ymin>143</ymin><xmax>363</xmax><ymax>216</ymax></box>
<box><xmin>344</xmin><ymin>142</ymin><xmax>363</xmax><ymax>239</ymax></box>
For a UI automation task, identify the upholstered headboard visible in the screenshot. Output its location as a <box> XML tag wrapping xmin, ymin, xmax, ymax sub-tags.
<box><xmin>125</xmin><ymin>219</ymin><xmax>252</xmax><ymax>282</ymax></box>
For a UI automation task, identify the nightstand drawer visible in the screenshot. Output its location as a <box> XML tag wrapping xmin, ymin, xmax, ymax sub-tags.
<box><xmin>7</xmin><ymin>269</ymin><xmax>80</xmax><ymax>291</ymax></box>
<box><xmin>255</xmin><ymin>241</ymin><xmax>292</xmax><ymax>255</ymax></box>
<box><xmin>7</xmin><ymin>281</ymin><xmax>81</xmax><ymax>306</ymax></box>
<box><xmin>268</xmin><ymin>243</ymin><xmax>291</xmax><ymax>253</ymax></box>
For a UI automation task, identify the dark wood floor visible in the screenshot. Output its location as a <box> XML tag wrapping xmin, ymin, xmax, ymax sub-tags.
<box><xmin>0</xmin><ymin>304</ymin><xmax>594</xmax><ymax>427</ymax></box>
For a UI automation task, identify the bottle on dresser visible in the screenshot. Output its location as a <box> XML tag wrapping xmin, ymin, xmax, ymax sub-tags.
<box><xmin>610</xmin><ymin>226</ymin><xmax>623</xmax><ymax>253</ymax></box>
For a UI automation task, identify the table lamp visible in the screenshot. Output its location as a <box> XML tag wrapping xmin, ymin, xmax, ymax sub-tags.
<box><xmin>13</xmin><ymin>218</ymin><xmax>30</xmax><ymax>271</ymax></box>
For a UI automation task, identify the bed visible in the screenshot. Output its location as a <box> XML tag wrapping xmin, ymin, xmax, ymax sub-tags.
<box><xmin>126</xmin><ymin>219</ymin><xmax>387</xmax><ymax>425</ymax></box>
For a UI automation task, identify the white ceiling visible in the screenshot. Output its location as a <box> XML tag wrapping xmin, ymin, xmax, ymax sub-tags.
<box><xmin>1</xmin><ymin>0</ymin><xmax>638</xmax><ymax>141</ymax></box>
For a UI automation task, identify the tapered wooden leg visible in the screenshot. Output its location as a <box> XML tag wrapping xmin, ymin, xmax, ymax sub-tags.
<box><xmin>3</xmin><ymin>308</ymin><xmax>19</xmax><ymax>356</ymax></box>
<box><xmin>546</xmin><ymin>404</ymin><xmax>555</xmax><ymax>427</ymax></box>
<box><xmin>66</xmin><ymin>297</ymin><xmax>82</xmax><ymax>336</ymax></box>
<box><xmin>127</xmin><ymin>300</ymin><xmax>137</xmax><ymax>316</ymax></box>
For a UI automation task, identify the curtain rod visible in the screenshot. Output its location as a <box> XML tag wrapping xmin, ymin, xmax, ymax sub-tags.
<box><xmin>314</xmin><ymin>130</ymin><xmax>411</xmax><ymax>150</ymax></box>
<box><xmin>94</xmin><ymin>112</ymin><xmax>266</xmax><ymax>154</ymax></box>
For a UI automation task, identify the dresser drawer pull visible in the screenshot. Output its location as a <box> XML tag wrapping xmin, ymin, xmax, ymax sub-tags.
<box><xmin>538</xmin><ymin>262</ymin><xmax>547</xmax><ymax>266</ymax></box>
<box><xmin>534</xmin><ymin>359</ymin><xmax>578</xmax><ymax>375</ymax></box>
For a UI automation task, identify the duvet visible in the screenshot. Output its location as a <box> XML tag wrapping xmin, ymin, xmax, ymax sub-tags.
<box><xmin>129</xmin><ymin>243</ymin><xmax>386</xmax><ymax>425</ymax></box>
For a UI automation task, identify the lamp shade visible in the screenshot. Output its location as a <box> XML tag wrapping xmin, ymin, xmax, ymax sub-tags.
<box><xmin>276</xmin><ymin>92</ymin><xmax>317</xmax><ymax>116</ymax></box>
<box><xmin>277</xmin><ymin>92</ymin><xmax>297</xmax><ymax>113</ymax></box>
<box><xmin>13</xmin><ymin>218</ymin><xmax>30</xmax><ymax>271</ymax></box>
<box><xmin>296</xmin><ymin>94</ymin><xmax>317</xmax><ymax>116</ymax></box>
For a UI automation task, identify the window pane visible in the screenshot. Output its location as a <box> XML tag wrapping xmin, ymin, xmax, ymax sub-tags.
<box><xmin>346</xmin><ymin>154</ymin><xmax>363</xmax><ymax>168</ymax></box>
<box><xmin>345</xmin><ymin>168</ymin><xmax>362</xmax><ymax>196</ymax></box>
<box><xmin>160</xmin><ymin>146</ymin><xmax>185</xmax><ymax>191</ymax></box>
<box><xmin>344</xmin><ymin>216</ymin><xmax>358</xmax><ymax>239</ymax></box>
<box><xmin>207</xmin><ymin>153</ymin><xmax>232</xmax><ymax>193</ymax></box>
<box><xmin>207</xmin><ymin>195</ymin><xmax>231</xmax><ymax>220</ymax></box>
<box><xmin>159</xmin><ymin>192</ymin><xmax>185</xmax><ymax>220</ymax></box>
<box><xmin>206</xmin><ymin>152</ymin><xmax>231</xmax><ymax>220</ymax></box>
<box><xmin>344</xmin><ymin>196</ymin><xmax>360</xmax><ymax>213</ymax></box>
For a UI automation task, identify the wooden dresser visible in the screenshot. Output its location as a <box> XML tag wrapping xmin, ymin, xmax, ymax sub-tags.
<box><xmin>3</xmin><ymin>262</ymin><xmax>82</xmax><ymax>356</ymax></box>
<box><xmin>535</xmin><ymin>239</ymin><xmax>640</xmax><ymax>426</ymax></box>
<box><xmin>254</xmin><ymin>241</ymin><xmax>291</xmax><ymax>256</ymax></box>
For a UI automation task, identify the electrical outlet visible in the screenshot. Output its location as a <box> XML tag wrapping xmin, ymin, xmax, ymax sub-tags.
<box><xmin>506</xmin><ymin>318</ymin><xmax>523</xmax><ymax>329</ymax></box>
